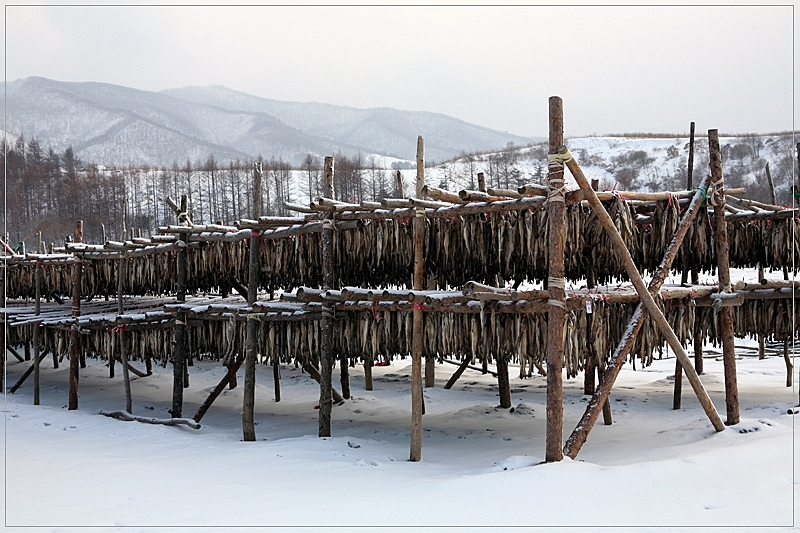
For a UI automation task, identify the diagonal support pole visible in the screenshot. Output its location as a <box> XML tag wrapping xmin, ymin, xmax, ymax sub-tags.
<box><xmin>563</xmin><ymin>155</ymin><xmax>724</xmax><ymax>459</ymax></box>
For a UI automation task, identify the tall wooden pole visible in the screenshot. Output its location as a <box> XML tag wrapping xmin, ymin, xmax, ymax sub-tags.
<box><xmin>171</xmin><ymin>196</ymin><xmax>188</xmax><ymax>418</ymax></box>
<box><xmin>564</xmin><ymin>172</ymin><xmax>722</xmax><ymax>459</ymax></box>
<box><xmin>765</xmin><ymin>163</ymin><xmax>777</xmax><ymax>206</ymax></box>
<box><xmin>545</xmin><ymin>96</ymin><xmax>566</xmax><ymax>463</ymax></box>
<box><xmin>423</xmin><ymin>152</ymin><xmax>435</xmax><ymax>390</ymax></box>
<box><xmin>709</xmin><ymin>129</ymin><xmax>739</xmax><ymax>425</ymax></box>
<box><xmin>243</xmin><ymin>162</ymin><xmax>263</xmax><ymax>442</ymax></box>
<box><xmin>319</xmin><ymin>156</ymin><xmax>335</xmax><ymax>438</ymax></box>
<box><xmin>410</xmin><ymin>136</ymin><xmax>425</xmax><ymax>462</ymax></box>
<box><xmin>117</xmin><ymin>252</ymin><xmax>132</xmax><ymax>414</ymax></box>
<box><xmin>678</xmin><ymin>122</ymin><xmax>697</xmax><ymax>403</ymax></box>
<box><xmin>68</xmin><ymin>220</ymin><xmax>83</xmax><ymax>410</ymax></box>
<box><xmin>33</xmin><ymin>254</ymin><xmax>41</xmax><ymax>406</ymax></box>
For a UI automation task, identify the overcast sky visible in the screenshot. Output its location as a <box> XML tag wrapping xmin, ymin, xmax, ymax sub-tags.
<box><xmin>3</xmin><ymin>2</ymin><xmax>795</xmax><ymax>138</ymax></box>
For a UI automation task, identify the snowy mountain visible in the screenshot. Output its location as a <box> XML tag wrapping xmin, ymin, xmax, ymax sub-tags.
<box><xmin>4</xmin><ymin>77</ymin><xmax>538</xmax><ymax>167</ymax></box>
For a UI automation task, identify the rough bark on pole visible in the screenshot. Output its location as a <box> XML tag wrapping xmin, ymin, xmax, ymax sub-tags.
<box><xmin>545</xmin><ymin>96</ymin><xmax>566</xmax><ymax>463</ymax></box>
<box><xmin>673</xmin><ymin>360</ymin><xmax>682</xmax><ymax>410</ymax></box>
<box><xmin>563</xmin><ymin>169</ymin><xmax>724</xmax><ymax>459</ymax></box>
<box><xmin>319</xmin><ymin>156</ymin><xmax>335</xmax><ymax>438</ymax></box>
<box><xmin>243</xmin><ymin>162</ymin><xmax>262</xmax><ymax>442</ymax></box>
<box><xmin>194</xmin><ymin>356</ymin><xmax>245</xmax><ymax>423</ymax></box>
<box><xmin>477</xmin><ymin>172</ymin><xmax>486</xmax><ymax>193</ymax></box>
<box><xmin>681</xmin><ymin>123</ymin><xmax>695</xmax><ymax>284</ymax></box>
<box><xmin>410</xmin><ymin>136</ymin><xmax>425</xmax><ymax>462</ymax></box>
<box><xmin>565</xmin><ymin>153</ymin><xmax>724</xmax><ymax>425</ymax></box>
<box><xmin>709</xmin><ymin>129</ymin><xmax>739</xmax><ymax>426</ymax></box>
<box><xmin>68</xmin><ymin>220</ymin><xmax>83</xmax><ymax>410</ymax></box>
<box><xmin>116</xmin><ymin>254</ymin><xmax>132</xmax><ymax>413</ymax></box>
<box><xmin>171</xmin><ymin>196</ymin><xmax>188</xmax><ymax>419</ymax></box>
<box><xmin>33</xmin><ymin>259</ymin><xmax>41</xmax><ymax>405</ymax></box>
<box><xmin>497</xmin><ymin>355</ymin><xmax>511</xmax><ymax>408</ymax></box>
<box><xmin>765</xmin><ymin>163</ymin><xmax>777</xmax><ymax>206</ymax></box>
<box><xmin>119</xmin><ymin>328</ymin><xmax>132</xmax><ymax>414</ymax></box>
<box><xmin>364</xmin><ymin>353</ymin><xmax>373</xmax><ymax>391</ymax></box>
<box><xmin>784</xmin><ymin>340</ymin><xmax>793</xmax><ymax>388</ymax></box>
<box><xmin>273</xmin><ymin>356</ymin><xmax>281</xmax><ymax>402</ymax></box>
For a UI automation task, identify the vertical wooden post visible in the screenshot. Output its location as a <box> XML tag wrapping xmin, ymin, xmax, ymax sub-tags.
<box><xmin>33</xmin><ymin>257</ymin><xmax>41</xmax><ymax>405</ymax></box>
<box><xmin>243</xmin><ymin>162</ymin><xmax>262</xmax><ymax>442</ymax></box>
<box><xmin>68</xmin><ymin>220</ymin><xmax>83</xmax><ymax>410</ymax></box>
<box><xmin>681</xmin><ymin>122</ymin><xmax>695</xmax><ymax>287</ymax></box>
<box><xmin>364</xmin><ymin>352</ymin><xmax>373</xmax><ymax>391</ymax></box>
<box><xmin>672</xmin><ymin>360</ymin><xmax>682</xmax><ymax>410</ymax></box>
<box><xmin>709</xmin><ymin>129</ymin><xmax>739</xmax><ymax>426</ymax></box>
<box><xmin>410</xmin><ymin>136</ymin><xmax>425</xmax><ymax>462</ymax></box>
<box><xmin>765</xmin><ymin>163</ymin><xmax>777</xmax><ymax>206</ymax></box>
<box><xmin>678</xmin><ymin>123</ymin><xmax>697</xmax><ymax>401</ymax></box>
<box><xmin>395</xmin><ymin>170</ymin><xmax>404</xmax><ymax>199</ymax></box>
<box><xmin>477</xmin><ymin>172</ymin><xmax>486</xmax><ymax>193</ymax></box>
<box><xmin>497</xmin><ymin>355</ymin><xmax>511</xmax><ymax>408</ymax></box>
<box><xmin>340</xmin><ymin>355</ymin><xmax>351</xmax><ymax>399</ymax></box>
<box><xmin>117</xmin><ymin>255</ymin><xmax>132</xmax><ymax>414</ymax></box>
<box><xmin>319</xmin><ymin>156</ymin><xmax>335</xmax><ymax>438</ymax></box>
<box><xmin>545</xmin><ymin>97</ymin><xmax>566</xmax><ymax>463</ymax></box>
<box><xmin>272</xmin><ymin>355</ymin><xmax>281</xmax><ymax>402</ymax></box>
<box><xmin>171</xmin><ymin>196</ymin><xmax>188</xmax><ymax>418</ymax></box>
<box><xmin>757</xmin><ymin>261</ymin><xmax>766</xmax><ymax>360</ymax></box>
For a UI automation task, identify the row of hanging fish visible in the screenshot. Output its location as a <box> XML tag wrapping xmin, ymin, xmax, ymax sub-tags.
<box><xmin>3</xmin><ymin>199</ymin><xmax>797</xmax><ymax>298</ymax></box>
<box><xmin>4</xmin><ymin>295</ymin><xmax>724</xmax><ymax>377</ymax></box>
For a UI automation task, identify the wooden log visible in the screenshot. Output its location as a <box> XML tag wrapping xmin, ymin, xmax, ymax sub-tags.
<box><xmin>33</xmin><ymin>259</ymin><xmax>42</xmax><ymax>405</ymax></box>
<box><xmin>410</xmin><ymin>198</ymin><xmax>451</xmax><ymax>209</ymax></box>
<box><xmin>681</xmin><ymin>121</ymin><xmax>695</xmax><ymax>286</ymax></box>
<box><xmin>673</xmin><ymin>360</ymin><xmax>682</xmax><ymax>410</ymax></box>
<box><xmin>303</xmin><ymin>362</ymin><xmax>344</xmax><ymax>404</ymax></box>
<box><xmin>410</xmin><ymin>135</ymin><xmax>425</xmax><ymax>462</ymax></box>
<box><xmin>709</xmin><ymin>129</ymin><xmax>739</xmax><ymax>426</ymax></box>
<box><xmin>545</xmin><ymin>96</ymin><xmax>566</xmax><ymax>463</ymax></box>
<box><xmin>172</xmin><ymin>196</ymin><xmax>188</xmax><ymax>419</ymax></box>
<box><xmin>723</xmin><ymin>209</ymin><xmax>797</xmax><ymax>222</ymax></box>
<box><xmin>340</xmin><ymin>354</ymin><xmax>351</xmax><ymax>399</ymax></box>
<box><xmin>497</xmin><ymin>355</ymin><xmax>511</xmax><ymax>408</ymax></box>
<box><xmin>563</xmin><ymin>169</ymin><xmax>723</xmax><ymax>460</ymax></box>
<box><xmin>243</xmin><ymin>163</ymin><xmax>262</xmax><ymax>442</ymax></box>
<box><xmin>518</xmin><ymin>184</ymin><xmax>549</xmax><ymax>197</ymax></box>
<box><xmin>784</xmin><ymin>340</ymin><xmax>792</xmax><ymax>388</ymax></box>
<box><xmin>393</xmin><ymin>169</ymin><xmax>404</xmax><ymax>199</ymax></box>
<box><xmin>364</xmin><ymin>353</ymin><xmax>373</xmax><ymax>391</ymax></box>
<box><xmin>8</xmin><ymin>346</ymin><xmax>24</xmax><ymax>363</ymax></box>
<box><xmin>458</xmin><ymin>190</ymin><xmax>503</xmax><ymax>202</ymax></box>
<box><xmin>442</xmin><ymin>359</ymin><xmax>498</xmax><ymax>378</ymax></box>
<box><xmin>319</xmin><ymin>156</ymin><xmax>335</xmax><ymax>438</ymax></box>
<box><xmin>487</xmin><ymin>188</ymin><xmax>524</xmax><ymax>199</ymax></box>
<box><xmin>381</xmin><ymin>198</ymin><xmax>414</xmax><ymax>209</ymax></box>
<box><xmin>422</xmin><ymin>185</ymin><xmax>463</xmax><ymax>204</ymax></box>
<box><xmin>117</xmin><ymin>257</ymin><xmax>132</xmax><ymax>413</ymax></box>
<box><xmin>728</xmin><ymin>195</ymin><xmax>781</xmax><ymax>212</ymax></box>
<box><xmin>193</xmin><ymin>356</ymin><xmax>245</xmax><ymax>423</ymax></box>
<box><xmin>100</xmin><ymin>410</ymin><xmax>200</xmax><ymax>430</ymax></box>
<box><xmin>10</xmin><ymin>360</ymin><xmax>35</xmax><ymax>393</ymax></box>
<box><xmin>477</xmin><ymin>172</ymin><xmax>486</xmax><ymax>192</ymax></box>
<box><xmin>68</xmin><ymin>220</ymin><xmax>83</xmax><ymax>411</ymax></box>
<box><xmin>444</xmin><ymin>358</ymin><xmax>471</xmax><ymax>389</ymax></box>
<box><xmin>273</xmin><ymin>356</ymin><xmax>281</xmax><ymax>402</ymax></box>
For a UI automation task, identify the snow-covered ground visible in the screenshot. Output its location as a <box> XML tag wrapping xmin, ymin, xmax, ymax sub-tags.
<box><xmin>2</xmin><ymin>332</ymin><xmax>797</xmax><ymax>530</ymax></box>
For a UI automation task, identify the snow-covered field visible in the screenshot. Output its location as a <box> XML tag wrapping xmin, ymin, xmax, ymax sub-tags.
<box><xmin>2</xmin><ymin>332</ymin><xmax>797</xmax><ymax>530</ymax></box>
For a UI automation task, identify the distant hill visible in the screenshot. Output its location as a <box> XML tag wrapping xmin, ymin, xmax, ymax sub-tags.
<box><xmin>4</xmin><ymin>77</ymin><xmax>539</xmax><ymax>167</ymax></box>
